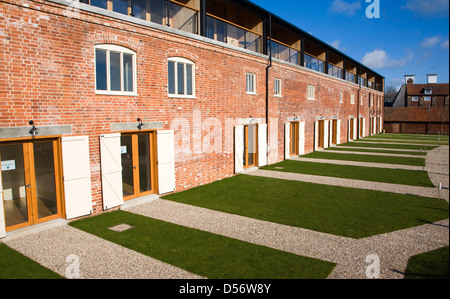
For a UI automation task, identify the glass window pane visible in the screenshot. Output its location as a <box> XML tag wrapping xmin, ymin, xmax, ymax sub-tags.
<box><xmin>177</xmin><ymin>62</ymin><xmax>185</xmax><ymax>95</ymax></box>
<box><xmin>123</xmin><ymin>53</ymin><xmax>133</xmax><ymax>92</ymax></box>
<box><xmin>149</xmin><ymin>0</ymin><xmax>165</xmax><ymax>24</ymax></box>
<box><xmin>95</xmin><ymin>49</ymin><xmax>107</xmax><ymax>91</ymax></box>
<box><xmin>33</xmin><ymin>142</ymin><xmax>57</xmax><ymax>219</ymax></box>
<box><xmin>121</xmin><ymin>135</ymin><xmax>134</xmax><ymax>197</ymax></box>
<box><xmin>110</xmin><ymin>52</ymin><xmax>121</xmax><ymax>91</ymax></box>
<box><xmin>133</xmin><ymin>0</ymin><xmax>147</xmax><ymax>20</ymax></box>
<box><xmin>168</xmin><ymin>61</ymin><xmax>175</xmax><ymax>94</ymax></box>
<box><xmin>0</xmin><ymin>144</ymin><xmax>28</xmax><ymax>227</ymax></box>
<box><xmin>112</xmin><ymin>0</ymin><xmax>129</xmax><ymax>15</ymax></box>
<box><xmin>90</xmin><ymin>0</ymin><xmax>108</xmax><ymax>9</ymax></box>
<box><xmin>186</xmin><ymin>64</ymin><xmax>193</xmax><ymax>96</ymax></box>
<box><xmin>138</xmin><ymin>134</ymin><xmax>152</xmax><ymax>193</ymax></box>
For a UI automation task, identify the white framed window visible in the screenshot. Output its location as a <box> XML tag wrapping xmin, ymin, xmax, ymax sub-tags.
<box><xmin>350</xmin><ymin>94</ymin><xmax>355</xmax><ymax>104</ymax></box>
<box><xmin>424</xmin><ymin>89</ymin><xmax>432</xmax><ymax>95</ymax></box>
<box><xmin>168</xmin><ymin>57</ymin><xmax>195</xmax><ymax>98</ymax></box>
<box><xmin>424</xmin><ymin>96</ymin><xmax>431</xmax><ymax>101</ymax></box>
<box><xmin>339</xmin><ymin>91</ymin><xmax>343</xmax><ymax>103</ymax></box>
<box><xmin>246</xmin><ymin>73</ymin><xmax>256</xmax><ymax>94</ymax></box>
<box><xmin>360</xmin><ymin>95</ymin><xmax>364</xmax><ymax>105</ymax></box>
<box><xmin>274</xmin><ymin>78</ymin><xmax>282</xmax><ymax>97</ymax></box>
<box><xmin>95</xmin><ymin>44</ymin><xmax>137</xmax><ymax>95</ymax></box>
<box><xmin>412</xmin><ymin>96</ymin><xmax>419</xmax><ymax>102</ymax></box>
<box><xmin>307</xmin><ymin>85</ymin><xmax>315</xmax><ymax>100</ymax></box>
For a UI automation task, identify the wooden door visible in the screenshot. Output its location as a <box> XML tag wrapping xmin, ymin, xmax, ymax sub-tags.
<box><xmin>120</xmin><ymin>131</ymin><xmax>157</xmax><ymax>200</ymax></box>
<box><xmin>1</xmin><ymin>139</ymin><xmax>63</xmax><ymax>232</ymax></box>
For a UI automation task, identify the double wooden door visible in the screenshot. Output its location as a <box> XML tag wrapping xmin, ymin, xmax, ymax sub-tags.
<box><xmin>0</xmin><ymin>139</ymin><xmax>63</xmax><ymax>232</ymax></box>
<box><xmin>120</xmin><ymin>132</ymin><xmax>157</xmax><ymax>200</ymax></box>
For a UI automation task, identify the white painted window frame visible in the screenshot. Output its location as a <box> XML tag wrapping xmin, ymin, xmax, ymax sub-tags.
<box><xmin>307</xmin><ymin>84</ymin><xmax>315</xmax><ymax>100</ymax></box>
<box><xmin>94</xmin><ymin>44</ymin><xmax>138</xmax><ymax>96</ymax></box>
<box><xmin>168</xmin><ymin>57</ymin><xmax>196</xmax><ymax>99</ymax></box>
<box><xmin>246</xmin><ymin>73</ymin><xmax>257</xmax><ymax>95</ymax></box>
<box><xmin>274</xmin><ymin>78</ymin><xmax>282</xmax><ymax>97</ymax></box>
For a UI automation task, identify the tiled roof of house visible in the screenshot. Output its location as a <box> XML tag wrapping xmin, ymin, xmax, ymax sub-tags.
<box><xmin>406</xmin><ymin>83</ymin><xmax>449</xmax><ymax>96</ymax></box>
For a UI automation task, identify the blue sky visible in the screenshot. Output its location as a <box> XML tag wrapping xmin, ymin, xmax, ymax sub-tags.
<box><xmin>250</xmin><ymin>0</ymin><xmax>449</xmax><ymax>89</ymax></box>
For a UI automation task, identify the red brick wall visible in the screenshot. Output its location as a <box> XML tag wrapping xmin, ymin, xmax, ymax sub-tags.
<box><xmin>0</xmin><ymin>0</ymin><xmax>384</xmax><ymax>214</ymax></box>
<box><xmin>384</xmin><ymin>107</ymin><xmax>449</xmax><ymax>135</ymax></box>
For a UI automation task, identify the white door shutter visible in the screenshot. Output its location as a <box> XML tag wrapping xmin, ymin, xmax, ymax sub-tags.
<box><xmin>61</xmin><ymin>136</ymin><xmax>93</xmax><ymax>219</ymax></box>
<box><xmin>284</xmin><ymin>123</ymin><xmax>290</xmax><ymax>160</ymax></box>
<box><xmin>348</xmin><ymin>119</ymin><xmax>351</xmax><ymax>141</ymax></box>
<box><xmin>336</xmin><ymin>120</ymin><xmax>341</xmax><ymax>145</ymax></box>
<box><xmin>258</xmin><ymin>124</ymin><xmax>267</xmax><ymax>167</ymax></box>
<box><xmin>379</xmin><ymin>117</ymin><xmax>383</xmax><ymax>133</ymax></box>
<box><xmin>324</xmin><ymin>120</ymin><xmax>329</xmax><ymax>149</ymax></box>
<box><xmin>235</xmin><ymin>125</ymin><xmax>244</xmax><ymax>173</ymax></box>
<box><xmin>0</xmin><ymin>170</ymin><xmax>6</xmax><ymax>238</ymax></box>
<box><xmin>299</xmin><ymin>122</ymin><xmax>305</xmax><ymax>155</ymax></box>
<box><xmin>157</xmin><ymin>130</ymin><xmax>175</xmax><ymax>195</ymax></box>
<box><xmin>362</xmin><ymin>118</ymin><xmax>366</xmax><ymax>137</ymax></box>
<box><xmin>353</xmin><ymin>119</ymin><xmax>358</xmax><ymax>140</ymax></box>
<box><xmin>314</xmin><ymin>121</ymin><xmax>319</xmax><ymax>151</ymax></box>
<box><xmin>100</xmin><ymin>133</ymin><xmax>123</xmax><ymax>210</ymax></box>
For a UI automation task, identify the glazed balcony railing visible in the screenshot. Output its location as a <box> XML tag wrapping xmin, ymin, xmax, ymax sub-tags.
<box><xmin>206</xmin><ymin>15</ymin><xmax>262</xmax><ymax>53</ymax></box>
<box><xmin>270</xmin><ymin>40</ymin><xmax>300</xmax><ymax>65</ymax></box>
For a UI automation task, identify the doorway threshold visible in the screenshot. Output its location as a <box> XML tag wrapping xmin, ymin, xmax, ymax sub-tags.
<box><xmin>2</xmin><ymin>218</ymin><xmax>68</xmax><ymax>242</ymax></box>
<box><xmin>120</xmin><ymin>194</ymin><xmax>159</xmax><ymax>211</ymax></box>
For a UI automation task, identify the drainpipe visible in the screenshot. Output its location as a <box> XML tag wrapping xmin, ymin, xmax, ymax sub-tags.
<box><xmin>266</xmin><ymin>14</ymin><xmax>272</xmax><ymax>128</ymax></box>
<box><xmin>357</xmin><ymin>65</ymin><xmax>361</xmax><ymax>139</ymax></box>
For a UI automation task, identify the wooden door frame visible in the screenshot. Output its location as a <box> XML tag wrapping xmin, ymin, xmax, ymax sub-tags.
<box><xmin>243</xmin><ymin>125</ymin><xmax>258</xmax><ymax>169</ymax></box>
<box><xmin>318</xmin><ymin>120</ymin><xmax>325</xmax><ymax>149</ymax></box>
<box><xmin>349</xmin><ymin>119</ymin><xmax>354</xmax><ymax>141</ymax></box>
<box><xmin>290</xmin><ymin>122</ymin><xmax>299</xmax><ymax>156</ymax></box>
<box><xmin>331</xmin><ymin>119</ymin><xmax>338</xmax><ymax>145</ymax></box>
<box><xmin>120</xmin><ymin>130</ymin><xmax>158</xmax><ymax>201</ymax></box>
<box><xmin>1</xmin><ymin>137</ymin><xmax>64</xmax><ymax>232</ymax></box>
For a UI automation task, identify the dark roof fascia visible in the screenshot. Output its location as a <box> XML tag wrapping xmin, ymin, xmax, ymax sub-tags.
<box><xmin>232</xmin><ymin>0</ymin><xmax>384</xmax><ymax>80</ymax></box>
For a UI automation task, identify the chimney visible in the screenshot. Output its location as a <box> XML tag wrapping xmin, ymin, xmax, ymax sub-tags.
<box><xmin>405</xmin><ymin>75</ymin><xmax>415</xmax><ymax>84</ymax></box>
<box><xmin>427</xmin><ymin>74</ymin><xmax>437</xmax><ymax>84</ymax></box>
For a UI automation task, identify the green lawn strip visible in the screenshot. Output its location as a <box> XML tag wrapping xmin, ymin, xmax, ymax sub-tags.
<box><xmin>262</xmin><ymin>160</ymin><xmax>434</xmax><ymax>187</ymax></box>
<box><xmin>70</xmin><ymin>210</ymin><xmax>335</xmax><ymax>279</ymax></box>
<box><xmin>326</xmin><ymin>147</ymin><xmax>427</xmax><ymax>156</ymax></box>
<box><xmin>302</xmin><ymin>151</ymin><xmax>425</xmax><ymax>166</ymax></box>
<box><xmin>365</xmin><ymin>134</ymin><xmax>449</xmax><ymax>141</ymax></box>
<box><xmin>163</xmin><ymin>175</ymin><xmax>448</xmax><ymax>239</ymax></box>
<box><xmin>404</xmin><ymin>247</ymin><xmax>449</xmax><ymax>279</ymax></box>
<box><xmin>0</xmin><ymin>243</ymin><xmax>64</xmax><ymax>279</ymax></box>
<box><xmin>338</xmin><ymin>142</ymin><xmax>438</xmax><ymax>151</ymax></box>
<box><xmin>358</xmin><ymin>139</ymin><xmax>448</xmax><ymax>145</ymax></box>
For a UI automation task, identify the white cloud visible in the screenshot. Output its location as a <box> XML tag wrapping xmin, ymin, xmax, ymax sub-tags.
<box><xmin>361</xmin><ymin>49</ymin><xmax>413</xmax><ymax>69</ymax></box>
<box><xmin>329</xmin><ymin>40</ymin><xmax>341</xmax><ymax>49</ymax></box>
<box><xmin>402</xmin><ymin>0</ymin><xmax>449</xmax><ymax>17</ymax></box>
<box><xmin>421</xmin><ymin>36</ymin><xmax>441</xmax><ymax>48</ymax></box>
<box><xmin>329</xmin><ymin>0</ymin><xmax>362</xmax><ymax>16</ymax></box>
<box><xmin>441</xmin><ymin>40</ymin><xmax>449</xmax><ymax>50</ymax></box>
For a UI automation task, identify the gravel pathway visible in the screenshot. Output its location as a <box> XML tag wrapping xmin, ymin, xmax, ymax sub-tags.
<box><xmin>292</xmin><ymin>156</ymin><xmax>424</xmax><ymax>171</ymax></box>
<box><xmin>248</xmin><ymin>169</ymin><xmax>447</xmax><ymax>201</ymax></box>
<box><xmin>1</xmin><ymin>145</ymin><xmax>448</xmax><ymax>280</ymax></box>
<box><xmin>124</xmin><ymin>199</ymin><xmax>449</xmax><ymax>279</ymax></box>
<box><xmin>3</xmin><ymin>223</ymin><xmax>203</xmax><ymax>279</ymax></box>
<box><xmin>324</xmin><ymin>150</ymin><xmax>426</xmax><ymax>159</ymax></box>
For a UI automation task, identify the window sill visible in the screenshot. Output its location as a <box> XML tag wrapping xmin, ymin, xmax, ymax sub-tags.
<box><xmin>307</xmin><ymin>98</ymin><xmax>316</xmax><ymax>101</ymax></box>
<box><xmin>168</xmin><ymin>94</ymin><xmax>197</xmax><ymax>99</ymax></box>
<box><xmin>274</xmin><ymin>94</ymin><xmax>283</xmax><ymax>98</ymax></box>
<box><xmin>96</xmin><ymin>91</ymin><xmax>139</xmax><ymax>96</ymax></box>
<box><xmin>246</xmin><ymin>92</ymin><xmax>257</xmax><ymax>95</ymax></box>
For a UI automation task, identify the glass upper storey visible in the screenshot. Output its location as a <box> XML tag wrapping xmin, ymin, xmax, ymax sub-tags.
<box><xmin>79</xmin><ymin>0</ymin><xmax>384</xmax><ymax>91</ymax></box>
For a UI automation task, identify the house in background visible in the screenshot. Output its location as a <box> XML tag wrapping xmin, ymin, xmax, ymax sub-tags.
<box><xmin>384</xmin><ymin>74</ymin><xmax>449</xmax><ymax>135</ymax></box>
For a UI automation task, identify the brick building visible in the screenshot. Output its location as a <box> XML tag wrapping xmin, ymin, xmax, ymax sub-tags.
<box><xmin>384</xmin><ymin>74</ymin><xmax>449</xmax><ymax>134</ymax></box>
<box><xmin>0</xmin><ymin>0</ymin><xmax>384</xmax><ymax>237</ymax></box>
